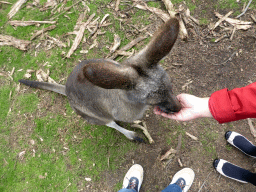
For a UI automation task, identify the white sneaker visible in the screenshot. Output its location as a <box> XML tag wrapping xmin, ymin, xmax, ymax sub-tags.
<box><xmin>122</xmin><ymin>164</ymin><xmax>143</xmax><ymax>192</ymax></box>
<box><xmin>170</xmin><ymin>168</ymin><xmax>195</xmax><ymax>192</ymax></box>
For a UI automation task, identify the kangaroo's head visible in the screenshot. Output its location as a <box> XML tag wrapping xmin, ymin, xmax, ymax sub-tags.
<box><xmin>80</xmin><ymin>18</ymin><xmax>182</xmax><ymax>113</ymax></box>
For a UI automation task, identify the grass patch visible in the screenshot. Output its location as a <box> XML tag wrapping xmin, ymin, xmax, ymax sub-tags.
<box><xmin>0</xmin><ymin>0</ymin><xmax>146</xmax><ymax>191</ymax></box>
<box><xmin>199</xmin><ymin>127</ymin><xmax>218</xmax><ymax>159</ymax></box>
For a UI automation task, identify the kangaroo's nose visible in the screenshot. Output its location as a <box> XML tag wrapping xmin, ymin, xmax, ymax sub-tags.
<box><xmin>157</xmin><ymin>99</ymin><xmax>182</xmax><ymax>114</ymax></box>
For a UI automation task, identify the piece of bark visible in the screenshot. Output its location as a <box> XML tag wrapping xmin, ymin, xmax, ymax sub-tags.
<box><xmin>30</xmin><ymin>25</ymin><xmax>56</xmax><ymax>40</ymax></box>
<box><xmin>7</xmin><ymin>0</ymin><xmax>27</xmax><ymax>19</ymax></box>
<box><xmin>9</xmin><ymin>20</ymin><xmax>56</xmax><ymax>27</ymax></box>
<box><xmin>66</xmin><ymin>13</ymin><xmax>95</xmax><ymax>58</ymax></box>
<box><xmin>74</xmin><ymin>10</ymin><xmax>87</xmax><ymax>31</ymax></box>
<box><xmin>115</xmin><ymin>0</ymin><xmax>121</xmax><ymax>11</ymax></box>
<box><xmin>110</xmin><ymin>34</ymin><xmax>121</xmax><ymax>53</ymax></box>
<box><xmin>0</xmin><ymin>34</ymin><xmax>31</xmax><ymax>50</ymax></box>
<box><xmin>0</xmin><ymin>1</ymin><xmax>12</xmax><ymax>4</ymax></box>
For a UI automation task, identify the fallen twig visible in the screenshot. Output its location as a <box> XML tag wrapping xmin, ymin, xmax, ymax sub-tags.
<box><xmin>185</xmin><ymin>132</ymin><xmax>198</xmax><ymax>141</ymax></box>
<box><xmin>247</xmin><ymin>118</ymin><xmax>256</xmax><ymax>138</ymax></box>
<box><xmin>9</xmin><ymin>20</ymin><xmax>56</xmax><ymax>27</ymax></box>
<box><xmin>182</xmin><ymin>79</ymin><xmax>193</xmax><ymax>90</ymax></box>
<box><xmin>236</xmin><ymin>0</ymin><xmax>252</xmax><ymax>19</ymax></box>
<box><xmin>7</xmin><ymin>0</ymin><xmax>27</xmax><ymax>19</ymax></box>
<box><xmin>50</xmin><ymin>0</ymin><xmax>83</xmax><ymax>21</ymax></box>
<box><xmin>0</xmin><ymin>34</ymin><xmax>31</xmax><ymax>50</ymax></box>
<box><xmin>215</xmin><ymin>12</ymin><xmax>252</xmax><ymax>30</ymax></box>
<box><xmin>162</xmin><ymin>0</ymin><xmax>175</xmax><ymax>18</ymax></box>
<box><xmin>160</xmin><ymin>134</ymin><xmax>181</xmax><ymax>161</ymax></box>
<box><xmin>110</xmin><ymin>34</ymin><xmax>121</xmax><ymax>53</ymax></box>
<box><xmin>115</xmin><ymin>50</ymin><xmax>134</xmax><ymax>57</ymax></box>
<box><xmin>31</xmin><ymin>25</ymin><xmax>56</xmax><ymax>40</ymax></box>
<box><xmin>46</xmin><ymin>35</ymin><xmax>66</xmax><ymax>48</ymax></box>
<box><xmin>160</xmin><ymin>148</ymin><xmax>177</xmax><ymax>161</ymax></box>
<box><xmin>66</xmin><ymin>13</ymin><xmax>95</xmax><ymax>58</ymax></box>
<box><xmin>132</xmin><ymin>121</ymin><xmax>154</xmax><ymax>144</ymax></box>
<box><xmin>213</xmin><ymin>51</ymin><xmax>236</xmax><ymax>66</ymax></box>
<box><xmin>135</xmin><ymin>2</ymin><xmax>188</xmax><ymax>40</ymax></box>
<box><xmin>109</xmin><ymin>36</ymin><xmax>147</xmax><ymax>60</ymax></box>
<box><xmin>210</xmin><ymin>11</ymin><xmax>233</xmax><ymax>31</ymax></box>
<box><xmin>198</xmin><ymin>171</ymin><xmax>213</xmax><ymax>192</ymax></box>
<box><xmin>214</xmin><ymin>34</ymin><xmax>227</xmax><ymax>43</ymax></box>
<box><xmin>135</xmin><ymin>3</ymin><xmax>170</xmax><ymax>23</ymax></box>
<box><xmin>230</xmin><ymin>25</ymin><xmax>237</xmax><ymax>40</ymax></box>
<box><xmin>0</xmin><ymin>1</ymin><xmax>12</xmax><ymax>4</ymax></box>
<box><xmin>251</xmin><ymin>14</ymin><xmax>256</xmax><ymax>23</ymax></box>
<box><xmin>115</xmin><ymin>0</ymin><xmax>121</xmax><ymax>11</ymax></box>
<box><xmin>74</xmin><ymin>9</ymin><xmax>88</xmax><ymax>31</ymax></box>
<box><xmin>177</xmin><ymin>158</ymin><xmax>183</xmax><ymax>167</ymax></box>
<box><xmin>36</xmin><ymin>69</ymin><xmax>56</xmax><ymax>83</ymax></box>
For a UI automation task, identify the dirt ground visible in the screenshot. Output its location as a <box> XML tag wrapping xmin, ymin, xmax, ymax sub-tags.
<box><xmin>93</xmin><ymin>2</ymin><xmax>256</xmax><ymax>192</ymax></box>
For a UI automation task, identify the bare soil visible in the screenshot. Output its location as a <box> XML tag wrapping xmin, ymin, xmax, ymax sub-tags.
<box><xmin>93</xmin><ymin>3</ymin><xmax>256</xmax><ymax>192</ymax></box>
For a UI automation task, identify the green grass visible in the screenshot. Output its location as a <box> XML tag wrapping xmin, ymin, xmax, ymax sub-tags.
<box><xmin>199</xmin><ymin>122</ymin><xmax>219</xmax><ymax>159</ymax></box>
<box><xmin>0</xmin><ymin>1</ymin><xmax>142</xmax><ymax>191</ymax></box>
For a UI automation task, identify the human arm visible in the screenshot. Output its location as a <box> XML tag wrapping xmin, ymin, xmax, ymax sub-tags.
<box><xmin>154</xmin><ymin>82</ymin><xmax>256</xmax><ymax>123</ymax></box>
<box><xmin>154</xmin><ymin>94</ymin><xmax>213</xmax><ymax>121</ymax></box>
<box><xmin>209</xmin><ymin>82</ymin><xmax>256</xmax><ymax>123</ymax></box>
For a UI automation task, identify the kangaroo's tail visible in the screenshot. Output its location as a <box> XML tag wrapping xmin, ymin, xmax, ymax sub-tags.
<box><xmin>19</xmin><ymin>79</ymin><xmax>66</xmax><ymax>96</ymax></box>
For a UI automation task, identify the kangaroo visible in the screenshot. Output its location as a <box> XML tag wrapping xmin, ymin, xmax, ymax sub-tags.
<box><xmin>19</xmin><ymin>17</ymin><xmax>181</xmax><ymax>142</ymax></box>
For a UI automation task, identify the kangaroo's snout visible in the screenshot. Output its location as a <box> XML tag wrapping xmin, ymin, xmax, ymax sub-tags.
<box><xmin>157</xmin><ymin>96</ymin><xmax>182</xmax><ymax>114</ymax></box>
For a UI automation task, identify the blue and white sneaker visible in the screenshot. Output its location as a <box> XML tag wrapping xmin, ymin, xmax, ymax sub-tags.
<box><xmin>122</xmin><ymin>164</ymin><xmax>143</xmax><ymax>192</ymax></box>
<box><xmin>169</xmin><ymin>168</ymin><xmax>195</xmax><ymax>192</ymax></box>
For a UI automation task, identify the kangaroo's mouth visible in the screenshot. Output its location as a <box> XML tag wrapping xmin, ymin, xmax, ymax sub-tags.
<box><xmin>157</xmin><ymin>101</ymin><xmax>181</xmax><ymax>114</ymax></box>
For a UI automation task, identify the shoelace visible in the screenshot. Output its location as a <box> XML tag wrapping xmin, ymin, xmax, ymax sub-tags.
<box><xmin>176</xmin><ymin>178</ymin><xmax>185</xmax><ymax>190</ymax></box>
<box><xmin>128</xmin><ymin>178</ymin><xmax>137</xmax><ymax>189</ymax></box>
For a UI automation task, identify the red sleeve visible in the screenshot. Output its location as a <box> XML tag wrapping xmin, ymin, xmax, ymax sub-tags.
<box><xmin>209</xmin><ymin>82</ymin><xmax>256</xmax><ymax>123</ymax></box>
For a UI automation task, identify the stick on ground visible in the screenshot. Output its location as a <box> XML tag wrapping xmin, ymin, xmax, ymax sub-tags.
<box><xmin>7</xmin><ymin>0</ymin><xmax>27</xmax><ymax>19</ymax></box>
<box><xmin>0</xmin><ymin>34</ymin><xmax>31</xmax><ymax>50</ymax></box>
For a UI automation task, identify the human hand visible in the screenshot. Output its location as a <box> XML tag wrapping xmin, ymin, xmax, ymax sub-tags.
<box><xmin>154</xmin><ymin>93</ymin><xmax>213</xmax><ymax>121</ymax></box>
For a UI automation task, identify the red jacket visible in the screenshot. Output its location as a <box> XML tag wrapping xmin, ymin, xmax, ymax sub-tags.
<box><xmin>209</xmin><ymin>82</ymin><xmax>256</xmax><ymax>123</ymax></box>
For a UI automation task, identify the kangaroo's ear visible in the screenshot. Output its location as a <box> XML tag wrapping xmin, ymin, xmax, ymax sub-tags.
<box><xmin>124</xmin><ymin>18</ymin><xmax>179</xmax><ymax>68</ymax></box>
<box><xmin>80</xmin><ymin>59</ymin><xmax>139</xmax><ymax>89</ymax></box>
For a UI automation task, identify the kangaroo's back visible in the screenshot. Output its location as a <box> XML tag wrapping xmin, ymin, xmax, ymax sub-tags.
<box><xmin>65</xmin><ymin>59</ymin><xmax>148</xmax><ymax>125</ymax></box>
